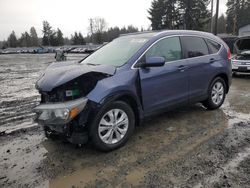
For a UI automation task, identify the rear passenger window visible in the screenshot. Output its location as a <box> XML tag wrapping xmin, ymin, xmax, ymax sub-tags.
<box><xmin>181</xmin><ymin>36</ymin><xmax>209</xmax><ymax>58</ymax></box>
<box><xmin>145</xmin><ymin>37</ymin><xmax>182</xmax><ymax>62</ymax></box>
<box><xmin>205</xmin><ymin>39</ymin><xmax>221</xmax><ymax>54</ymax></box>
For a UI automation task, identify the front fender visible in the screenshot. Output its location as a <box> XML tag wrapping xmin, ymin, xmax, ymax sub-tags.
<box><xmin>87</xmin><ymin>69</ymin><xmax>140</xmax><ymax>104</ymax></box>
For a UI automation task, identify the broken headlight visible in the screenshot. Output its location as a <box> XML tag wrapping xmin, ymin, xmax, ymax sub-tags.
<box><xmin>34</xmin><ymin>97</ymin><xmax>88</xmax><ymax>124</ymax></box>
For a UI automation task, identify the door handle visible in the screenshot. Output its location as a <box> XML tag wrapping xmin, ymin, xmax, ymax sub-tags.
<box><xmin>209</xmin><ymin>58</ymin><xmax>215</xmax><ymax>63</ymax></box>
<box><xmin>178</xmin><ymin>65</ymin><xmax>189</xmax><ymax>72</ymax></box>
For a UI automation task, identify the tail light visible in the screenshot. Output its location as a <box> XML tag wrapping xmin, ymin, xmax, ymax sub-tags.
<box><xmin>227</xmin><ymin>49</ymin><xmax>231</xmax><ymax>60</ymax></box>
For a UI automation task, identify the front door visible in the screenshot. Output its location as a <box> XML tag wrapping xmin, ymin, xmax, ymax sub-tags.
<box><xmin>138</xmin><ymin>37</ymin><xmax>189</xmax><ymax>114</ymax></box>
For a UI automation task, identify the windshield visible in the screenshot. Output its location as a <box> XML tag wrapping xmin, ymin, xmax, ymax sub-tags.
<box><xmin>80</xmin><ymin>35</ymin><xmax>150</xmax><ymax>66</ymax></box>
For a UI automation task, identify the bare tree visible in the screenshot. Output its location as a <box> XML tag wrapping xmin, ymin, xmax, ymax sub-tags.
<box><xmin>88</xmin><ymin>17</ymin><xmax>108</xmax><ymax>42</ymax></box>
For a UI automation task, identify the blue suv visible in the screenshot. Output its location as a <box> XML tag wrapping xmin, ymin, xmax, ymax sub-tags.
<box><xmin>35</xmin><ymin>30</ymin><xmax>232</xmax><ymax>151</ymax></box>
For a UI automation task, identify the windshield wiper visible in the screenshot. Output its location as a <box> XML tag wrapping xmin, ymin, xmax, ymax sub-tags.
<box><xmin>78</xmin><ymin>54</ymin><xmax>90</xmax><ymax>63</ymax></box>
<box><xmin>86</xmin><ymin>63</ymin><xmax>100</xmax><ymax>66</ymax></box>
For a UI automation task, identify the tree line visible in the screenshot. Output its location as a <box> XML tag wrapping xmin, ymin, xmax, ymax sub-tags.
<box><xmin>148</xmin><ymin>0</ymin><xmax>210</xmax><ymax>31</ymax></box>
<box><xmin>3</xmin><ymin>0</ymin><xmax>250</xmax><ymax>49</ymax></box>
<box><xmin>1</xmin><ymin>19</ymin><xmax>139</xmax><ymax>49</ymax></box>
<box><xmin>226</xmin><ymin>0</ymin><xmax>250</xmax><ymax>34</ymax></box>
<box><xmin>3</xmin><ymin>27</ymin><xmax>39</xmax><ymax>48</ymax></box>
<box><xmin>148</xmin><ymin>0</ymin><xmax>250</xmax><ymax>35</ymax></box>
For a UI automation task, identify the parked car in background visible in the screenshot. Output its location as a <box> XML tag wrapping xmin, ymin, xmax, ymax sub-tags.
<box><xmin>231</xmin><ymin>36</ymin><xmax>250</xmax><ymax>75</ymax></box>
<box><xmin>35</xmin><ymin>30</ymin><xmax>232</xmax><ymax>151</ymax></box>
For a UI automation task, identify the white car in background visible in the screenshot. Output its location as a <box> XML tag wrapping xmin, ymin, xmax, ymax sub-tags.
<box><xmin>231</xmin><ymin>36</ymin><xmax>250</xmax><ymax>75</ymax></box>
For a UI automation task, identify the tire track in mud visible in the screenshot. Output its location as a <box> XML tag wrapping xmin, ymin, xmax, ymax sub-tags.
<box><xmin>0</xmin><ymin>54</ymin><xmax>54</xmax><ymax>135</ymax></box>
<box><xmin>0</xmin><ymin>54</ymin><xmax>84</xmax><ymax>135</ymax></box>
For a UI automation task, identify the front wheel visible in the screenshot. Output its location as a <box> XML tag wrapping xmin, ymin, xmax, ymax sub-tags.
<box><xmin>202</xmin><ymin>77</ymin><xmax>226</xmax><ymax>110</ymax></box>
<box><xmin>90</xmin><ymin>101</ymin><xmax>135</xmax><ymax>151</ymax></box>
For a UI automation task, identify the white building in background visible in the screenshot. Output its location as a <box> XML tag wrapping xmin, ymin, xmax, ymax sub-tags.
<box><xmin>239</xmin><ymin>24</ymin><xmax>250</xmax><ymax>36</ymax></box>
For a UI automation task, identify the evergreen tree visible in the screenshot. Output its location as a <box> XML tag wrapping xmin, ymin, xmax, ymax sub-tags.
<box><xmin>78</xmin><ymin>32</ymin><xmax>86</xmax><ymax>45</ymax></box>
<box><xmin>72</xmin><ymin>32</ymin><xmax>79</xmax><ymax>45</ymax></box>
<box><xmin>178</xmin><ymin>0</ymin><xmax>210</xmax><ymax>30</ymax></box>
<box><xmin>106</xmin><ymin>27</ymin><xmax>120</xmax><ymax>41</ymax></box>
<box><xmin>126</xmin><ymin>25</ymin><xmax>139</xmax><ymax>33</ymax></box>
<box><xmin>30</xmin><ymin>27</ymin><xmax>39</xmax><ymax>46</ymax></box>
<box><xmin>56</xmin><ymin>28</ymin><xmax>64</xmax><ymax>46</ymax></box>
<box><xmin>19</xmin><ymin>32</ymin><xmax>31</xmax><ymax>47</ymax></box>
<box><xmin>71</xmin><ymin>32</ymin><xmax>85</xmax><ymax>45</ymax></box>
<box><xmin>226</xmin><ymin>0</ymin><xmax>250</xmax><ymax>34</ymax></box>
<box><xmin>239</xmin><ymin>1</ymin><xmax>250</xmax><ymax>28</ymax></box>
<box><xmin>7</xmin><ymin>31</ymin><xmax>18</xmax><ymax>48</ymax></box>
<box><xmin>163</xmin><ymin>0</ymin><xmax>180</xmax><ymax>29</ymax></box>
<box><xmin>148</xmin><ymin>0</ymin><xmax>166</xmax><ymax>30</ymax></box>
<box><xmin>226</xmin><ymin>0</ymin><xmax>239</xmax><ymax>34</ymax></box>
<box><xmin>148</xmin><ymin>0</ymin><xmax>210</xmax><ymax>30</ymax></box>
<box><xmin>42</xmin><ymin>21</ymin><xmax>53</xmax><ymax>46</ymax></box>
<box><xmin>217</xmin><ymin>15</ymin><xmax>227</xmax><ymax>34</ymax></box>
<box><xmin>2</xmin><ymin>40</ymin><xmax>8</xmax><ymax>49</ymax></box>
<box><xmin>64</xmin><ymin>37</ymin><xmax>71</xmax><ymax>45</ymax></box>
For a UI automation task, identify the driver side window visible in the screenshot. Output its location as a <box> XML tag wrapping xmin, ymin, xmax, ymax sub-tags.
<box><xmin>145</xmin><ymin>37</ymin><xmax>182</xmax><ymax>62</ymax></box>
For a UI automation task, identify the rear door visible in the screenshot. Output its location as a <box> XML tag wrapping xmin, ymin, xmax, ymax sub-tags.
<box><xmin>138</xmin><ymin>36</ymin><xmax>189</xmax><ymax>114</ymax></box>
<box><xmin>180</xmin><ymin>36</ymin><xmax>221</xmax><ymax>101</ymax></box>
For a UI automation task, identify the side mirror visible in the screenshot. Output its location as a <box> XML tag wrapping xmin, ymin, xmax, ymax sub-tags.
<box><xmin>143</xmin><ymin>56</ymin><xmax>165</xmax><ymax>68</ymax></box>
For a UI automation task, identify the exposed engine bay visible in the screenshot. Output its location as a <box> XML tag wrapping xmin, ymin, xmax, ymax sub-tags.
<box><xmin>234</xmin><ymin>37</ymin><xmax>250</xmax><ymax>60</ymax></box>
<box><xmin>40</xmin><ymin>72</ymin><xmax>109</xmax><ymax>103</ymax></box>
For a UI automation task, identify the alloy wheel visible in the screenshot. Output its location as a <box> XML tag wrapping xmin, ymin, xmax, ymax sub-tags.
<box><xmin>211</xmin><ymin>81</ymin><xmax>224</xmax><ymax>105</ymax></box>
<box><xmin>98</xmin><ymin>109</ymin><xmax>129</xmax><ymax>144</ymax></box>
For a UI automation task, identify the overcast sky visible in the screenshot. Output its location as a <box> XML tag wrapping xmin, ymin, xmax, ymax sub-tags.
<box><xmin>0</xmin><ymin>0</ymin><xmax>228</xmax><ymax>40</ymax></box>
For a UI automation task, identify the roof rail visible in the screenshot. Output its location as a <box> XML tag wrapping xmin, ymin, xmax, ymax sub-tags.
<box><xmin>119</xmin><ymin>30</ymin><xmax>158</xmax><ymax>37</ymax></box>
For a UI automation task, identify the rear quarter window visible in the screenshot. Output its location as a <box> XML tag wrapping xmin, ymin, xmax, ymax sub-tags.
<box><xmin>205</xmin><ymin>39</ymin><xmax>221</xmax><ymax>54</ymax></box>
<box><xmin>181</xmin><ymin>36</ymin><xmax>209</xmax><ymax>58</ymax></box>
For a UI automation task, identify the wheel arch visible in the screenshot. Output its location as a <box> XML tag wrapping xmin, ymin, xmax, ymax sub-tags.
<box><xmin>100</xmin><ymin>92</ymin><xmax>143</xmax><ymax>126</ymax></box>
<box><xmin>211</xmin><ymin>73</ymin><xmax>230</xmax><ymax>93</ymax></box>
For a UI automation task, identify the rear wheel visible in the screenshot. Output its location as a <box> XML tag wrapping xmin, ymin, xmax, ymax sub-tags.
<box><xmin>202</xmin><ymin>77</ymin><xmax>226</xmax><ymax>110</ymax></box>
<box><xmin>90</xmin><ymin>101</ymin><xmax>135</xmax><ymax>151</ymax></box>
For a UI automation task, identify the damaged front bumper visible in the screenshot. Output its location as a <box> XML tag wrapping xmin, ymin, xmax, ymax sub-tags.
<box><xmin>34</xmin><ymin>97</ymin><xmax>89</xmax><ymax>144</ymax></box>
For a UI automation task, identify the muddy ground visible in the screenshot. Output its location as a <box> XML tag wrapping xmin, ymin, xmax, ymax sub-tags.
<box><xmin>0</xmin><ymin>54</ymin><xmax>250</xmax><ymax>188</ymax></box>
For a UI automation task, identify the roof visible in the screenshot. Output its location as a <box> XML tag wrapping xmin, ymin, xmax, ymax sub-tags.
<box><xmin>119</xmin><ymin>30</ymin><xmax>219</xmax><ymax>41</ymax></box>
<box><xmin>121</xmin><ymin>29</ymin><xmax>212</xmax><ymax>36</ymax></box>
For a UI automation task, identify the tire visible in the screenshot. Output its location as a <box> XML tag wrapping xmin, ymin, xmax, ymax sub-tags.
<box><xmin>90</xmin><ymin>101</ymin><xmax>135</xmax><ymax>151</ymax></box>
<box><xmin>202</xmin><ymin>77</ymin><xmax>226</xmax><ymax>110</ymax></box>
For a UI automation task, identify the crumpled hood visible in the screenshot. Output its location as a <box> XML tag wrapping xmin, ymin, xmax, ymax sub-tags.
<box><xmin>36</xmin><ymin>60</ymin><xmax>116</xmax><ymax>92</ymax></box>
